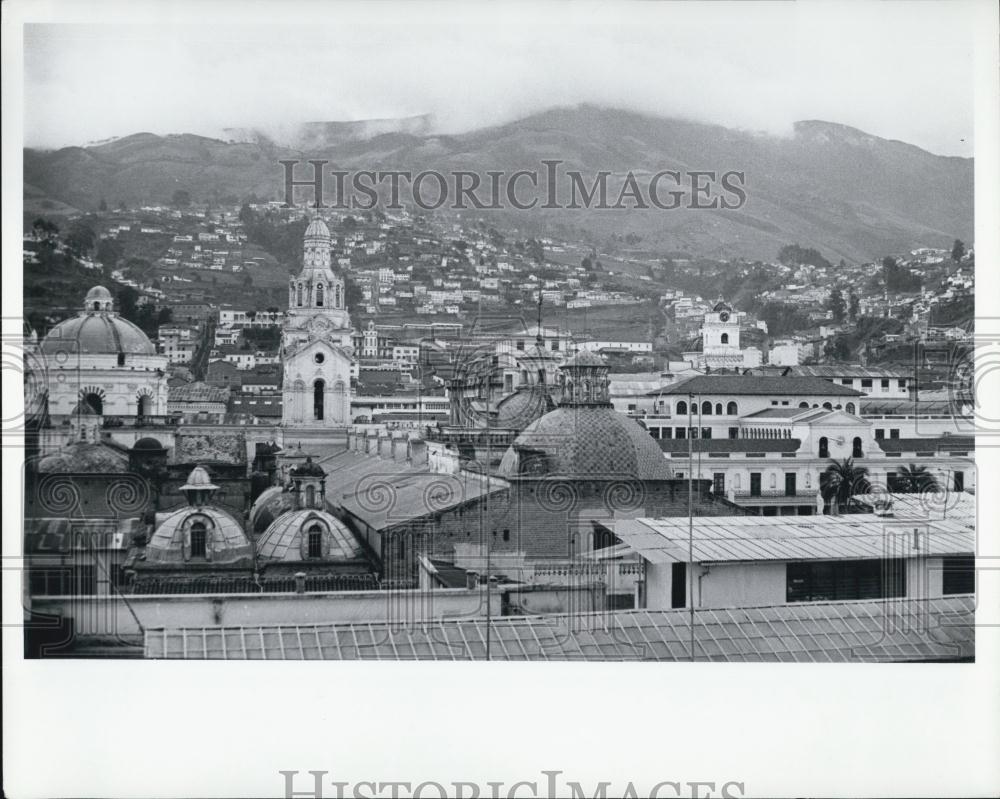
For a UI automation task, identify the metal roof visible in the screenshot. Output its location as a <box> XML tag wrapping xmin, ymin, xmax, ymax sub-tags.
<box><xmin>790</xmin><ymin>365</ymin><xmax>909</xmax><ymax>379</ymax></box>
<box><xmin>143</xmin><ymin>596</ymin><xmax>974</xmax><ymax>661</ymax></box>
<box><xmin>659</xmin><ymin>438</ymin><xmax>801</xmax><ymax>454</ymax></box>
<box><xmin>613</xmin><ymin>515</ymin><xmax>974</xmax><ymax>564</ymax></box>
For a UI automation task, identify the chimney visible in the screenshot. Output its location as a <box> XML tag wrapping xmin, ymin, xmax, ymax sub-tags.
<box><xmin>466</xmin><ymin>570</ymin><xmax>479</xmax><ymax>590</ymax></box>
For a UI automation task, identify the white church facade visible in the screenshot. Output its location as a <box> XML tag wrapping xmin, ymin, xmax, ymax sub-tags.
<box><xmin>280</xmin><ymin>217</ymin><xmax>356</xmax><ymax>428</ymax></box>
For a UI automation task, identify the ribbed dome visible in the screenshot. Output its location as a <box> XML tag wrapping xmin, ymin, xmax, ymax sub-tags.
<box><xmin>494</xmin><ymin>386</ymin><xmax>555</xmax><ymax>432</ymax></box>
<box><xmin>304</xmin><ymin>216</ymin><xmax>331</xmax><ymax>241</ymax></box>
<box><xmin>37</xmin><ymin>442</ymin><xmax>130</xmax><ymax>473</ymax></box>
<box><xmin>498</xmin><ymin>406</ymin><xmax>672</xmax><ymax>481</ymax></box>
<box><xmin>257</xmin><ymin>509</ymin><xmax>364</xmax><ymax>562</ymax></box>
<box><xmin>146</xmin><ymin>506</ymin><xmax>252</xmax><ymax>565</ymax></box>
<box><xmin>40</xmin><ymin>314</ymin><xmax>156</xmax><ymax>356</ymax></box>
<box><xmin>247</xmin><ymin>485</ymin><xmax>297</xmax><ymax>536</ymax></box>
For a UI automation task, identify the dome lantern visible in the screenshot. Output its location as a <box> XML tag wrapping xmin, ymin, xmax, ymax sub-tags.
<box><xmin>558</xmin><ymin>350</ymin><xmax>611</xmax><ymax>407</ymax></box>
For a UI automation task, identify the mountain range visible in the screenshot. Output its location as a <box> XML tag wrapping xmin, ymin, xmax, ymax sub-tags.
<box><xmin>23</xmin><ymin>105</ymin><xmax>973</xmax><ymax>262</ymax></box>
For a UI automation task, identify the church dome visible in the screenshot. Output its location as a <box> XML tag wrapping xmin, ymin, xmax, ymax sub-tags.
<box><xmin>145</xmin><ymin>506</ymin><xmax>252</xmax><ymax>565</ymax></box>
<box><xmin>497</xmin><ymin>406</ymin><xmax>673</xmax><ymax>481</ymax></box>
<box><xmin>40</xmin><ymin>304</ymin><xmax>156</xmax><ymax>356</ymax></box>
<box><xmin>247</xmin><ymin>485</ymin><xmax>297</xmax><ymax>536</ymax></box>
<box><xmin>257</xmin><ymin>508</ymin><xmax>364</xmax><ymax>562</ymax></box>
<box><xmin>304</xmin><ymin>216</ymin><xmax>331</xmax><ymax>241</ymax></box>
<box><xmin>494</xmin><ymin>386</ymin><xmax>556</xmax><ymax>432</ymax></box>
<box><xmin>37</xmin><ymin>442</ymin><xmax>130</xmax><ymax>473</ymax></box>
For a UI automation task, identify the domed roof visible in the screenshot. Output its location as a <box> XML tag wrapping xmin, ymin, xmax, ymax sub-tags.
<box><xmin>562</xmin><ymin>349</ymin><xmax>606</xmax><ymax>368</ymax></box>
<box><xmin>290</xmin><ymin>456</ymin><xmax>325</xmax><ymax>478</ymax></box>
<box><xmin>498</xmin><ymin>406</ymin><xmax>673</xmax><ymax>481</ymax></box>
<box><xmin>40</xmin><ymin>313</ymin><xmax>156</xmax><ymax>356</ymax></box>
<box><xmin>304</xmin><ymin>216</ymin><xmax>331</xmax><ymax>241</ymax></box>
<box><xmin>494</xmin><ymin>386</ymin><xmax>556</xmax><ymax>432</ymax></box>
<box><xmin>146</xmin><ymin>506</ymin><xmax>252</xmax><ymax>565</ymax></box>
<box><xmin>133</xmin><ymin>436</ymin><xmax>166</xmax><ymax>451</ymax></box>
<box><xmin>247</xmin><ymin>485</ymin><xmax>298</xmax><ymax>536</ymax></box>
<box><xmin>85</xmin><ymin>285</ymin><xmax>114</xmax><ymax>304</ymax></box>
<box><xmin>179</xmin><ymin>465</ymin><xmax>217</xmax><ymax>491</ymax></box>
<box><xmin>37</xmin><ymin>442</ymin><xmax>130</xmax><ymax>474</ymax></box>
<box><xmin>257</xmin><ymin>509</ymin><xmax>364</xmax><ymax>562</ymax></box>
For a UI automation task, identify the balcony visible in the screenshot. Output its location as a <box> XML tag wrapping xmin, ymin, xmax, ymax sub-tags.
<box><xmin>732</xmin><ymin>488</ymin><xmax>817</xmax><ymax>501</ymax></box>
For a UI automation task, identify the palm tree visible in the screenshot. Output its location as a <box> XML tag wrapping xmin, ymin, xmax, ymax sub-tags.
<box><xmin>894</xmin><ymin>464</ymin><xmax>940</xmax><ymax>493</ymax></box>
<box><xmin>821</xmin><ymin>458</ymin><xmax>870</xmax><ymax>514</ymax></box>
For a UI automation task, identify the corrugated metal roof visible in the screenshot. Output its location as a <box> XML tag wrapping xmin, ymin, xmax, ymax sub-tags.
<box><xmin>143</xmin><ymin>596</ymin><xmax>974</xmax><ymax>661</ymax></box>
<box><xmin>790</xmin><ymin>365</ymin><xmax>909</xmax><ymax>379</ymax></box>
<box><xmin>614</xmin><ymin>515</ymin><xmax>974</xmax><ymax>564</ymax></box>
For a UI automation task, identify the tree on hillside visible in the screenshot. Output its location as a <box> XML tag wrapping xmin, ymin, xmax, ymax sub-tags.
<box><xmin>778</xmin><ymin>244</ymin><xmax>832</xmax><ymax>270</ymax></box>
<box><xmin>827</xmin><ymin>288</ymin><xmax>846</xmax><ymax>323</ymax></box>
<box><xmin>824</xmin><ymin>334</ymin><xmax>852</xmax><ymax>361</ymax></box>
<box><xmin>65</xmin><ymin>220</ymin><xmax>97</xmax><ymax>257</ymax></box>
<box><xmin>32</xmin><ymin>218</ymin><xmax>59</xmax><ymax>241</ymax></box>
<box><xmin>951</xmin><ymin>239</ymin><xmax>965</xmax><ymax>262</ymax></box>
<box><xmin>96</xmin><ymin>238</ymin><xmax>123</xmax><ymax>269</ymax></box>
<box><xmin>848</xmin><ymin>291</ymin><xmax>860</xmax><ymax>322</ymax></box>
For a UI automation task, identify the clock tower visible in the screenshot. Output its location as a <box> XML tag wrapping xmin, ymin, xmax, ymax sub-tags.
<box><xmin>701</xmin><ymin>301</ymin><xmax>742</xmax><ymax>369</ymax></box>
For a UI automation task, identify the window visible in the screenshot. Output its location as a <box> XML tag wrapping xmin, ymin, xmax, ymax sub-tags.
<box><xmin>313</xmin><ymin>379</ymin><xmax>325</xmax><ymax>421</ymax></box>
<box><xmin>676</xmin><ymin>400</ymin><xmax>688</xmax><ymax>416</ymax></box>
<box><xmin>787</xmin><ymin>559</ymin><xmax>906</xmax><ymax>602</ymax></box>
<box><xmin>852</xmin><ymin>437</ymin><xmax>864</xmax><ymax>458</ymax></box>
<box><xmin>316</xmin><ymin>283</ymin><xmax>325</xmax><ymax>306</ymax></box>
<box><xmin>307</xmin><ymin>525</ymin><xmax>323</xmax><ymax>558</ymax></box>
<box><xmin>750</xmin><ymin>472</ymin><xmax>762</xmax><ymax>497</ymax></box>
<box><xmin>662</xmin><ymin>428</ymin><xmax>672</xmax><ymax>439</ymax></box>
<box><xmin>941</xmin><ymin>556</ymin><xmax>974</xmax><ymax>595</ymax></box>
<box><xmin>314</xmin><ymin>352</ymin><xmax>325</xmax><ymax>364</ymax></box>
<box><xmin>701</xmin><ymin>427</ymin><xmax>712</xmax><ymax>439</ymax></box>
<box><xmin>551</xmin><ymin>341</ymin><xmax>559</xmax><ymax>352</ymax></box>
<box><xmin>296</xmin><ymin>283</ymin><xmax>303</xmax><ymax>306</ymax></box>
<box><xmin>889</xmin><ymin>429</ymin><xmax>900</xmax><ymax>439</ymax></box>
<box><xmin>648</xmin><ymin>427</ymin><xmax>660</xmax><ymax>439</ymax></box>
<box><xmin>502</xmin><ymin>529</ymin><xmax>510</xmax><ymax>542</ymax></box>
<box><xmin>785</xmin><ymin>473</ymin><xmax>797</xmax><ymax>497</ymax></box>
<box><xmin>728</xmin><ymin>427</ymin><xmax>738</xmax><ymax>439</ymax></box>
<box><xmin>726</xmin><ymin>401</ymin><xmax>738</xmax><ymax>415</ymax></box>
<box><xmin>701</xmin><ymin>401</ymin><xmax>712</xmax><ymax>415</ymax></box>
<box><xmin>715</xmin><ymin>403</ymin><xmax>723</xmax><ymax>415</ymax></box>
<box><xmin>819</xmin><ymin>436</ymin><xmax>829</xmax><ymax>458</ymax></box>
<box><xmin>671</xmin><ymin>562</ymin><xmax>687</xmax><ymax>609</ymax></box>
<box><xmin>880</xmin><ymin>379</ymin><xmax>890</xmax><ymax>390</ymax></box>
<box><xmin>861</xmin><ymin>378</ymin><xmax>873</xmax><ymax>389</ymax></box>
<box><xmin>954</xmin><ymin>471</ymin><xmax>965</xmax><ymax>491</ymax></box>
<box><xmin>190</xmin><ymin>522</ymin><xmax>207</xmax><ymax>558</ymax></box>
<box><xmin>875</xmin><ymin>429</ymin><xmax>885</xmax><ymax>440</ymax></box>
<box><xmin>841</xmin><ymin>378</ymin><xmax>853</xmax><ymax>386</ymax></box>
<box><xmin>720</xmin><ymin>333</ymin><xmax>729</xmax><ymax>344</ymax></box>
<box><xmin>713</xmin><ymin>473</ymin><xmax>725</xmax><ymax>494</ymax></box>
<box><xmin>798</xmin><ymin>401</ymin><xmax>810</xmax><ymax>409</ymax></box>
<box><xmin>675</xmin><ymin>427</ymin><xmax>686</xmax><ymax>439</ymax></box>
<box><xmin>117</xmin><ymin>353</ymin><xmax>126</xmax><ymax>366</ymax></box>
<box><xmin>822</xmin><ymin>402</ymin><xmax>833</xmax><ymax>410</ymax></box>
<box><xmin>897</xmin><ymin>379</ymin><xmax>906</xmax><ymax>390</ymax></box>
<box><xmin>305</xmin><ymin>485</ymin><xmax>315</xmax><ymax>508</ymax></box>
<box><xmin>516</xmin><ymin>340</ymin><xmax>525</xmax><ymax>351</ymax></box>
<box><xmin>845</xmin><ymin>403</ymin><xmax>856</xmax><ymax>414</ymax></box>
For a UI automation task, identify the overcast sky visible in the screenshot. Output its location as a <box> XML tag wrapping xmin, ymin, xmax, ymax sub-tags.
<box><xmin>23</xmin><ymin>2</ymin><xmax>980</xmax><ymax>156</ymax></box>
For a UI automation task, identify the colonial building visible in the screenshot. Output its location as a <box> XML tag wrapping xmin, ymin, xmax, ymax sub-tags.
<box><xmin>37</xmin><ymin>285</ymin><xmax>169</xmax><ymax>432</ymax></box>
<box><xmin>281</xmin><ymin>217</ymin><xmax>355</xmax><ymax>428</ymax></box>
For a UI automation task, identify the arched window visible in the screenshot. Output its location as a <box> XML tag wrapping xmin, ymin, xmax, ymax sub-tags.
<box><xmin>726</xmin><ymin>401</ymin><xmax>738</xmax><ymax>415</ymax></box>
<box><xmin>798</xmin><ymin>401</ymin><xmax>810</xmax><ymax>409</ymax></box>
<box><xmin>296</xmin><ymin>283</ymin><xmax>304</xmax><ymax>307</ymax></box>
<box><xmin>313</xmin><ymin>379</ymin><xmax>325</xmax><ymax>421</ymax></box>
<box><xmin>845</xmin><ymin>402</ymin><xmax>856</xmax><ymax>415</ymax></box>
<box><xmin>83</xmin><ymin>392</ymin><xmax>103</xmax><ymax>415</ymax></box>
<box><xmin>137</xmin><ymin>393</ymin><xmax>151</xmax><ymax>419</ymax></box>
<box><xmin>307</xmin><ymin>524</ymin><xmax>323</xmax><ymax>559</ymax></box>
<box><xmin>720</xmin><ymin>333</ymin><xmax>729</xmax><ymax>344</ymax></box>
<box><xmin>819</xmin><ymin>436</ymin><xmax>829</xmax><ymax>458</ymax></box>
<box><xmin>822</xmin><ymin>402</ymin><xmax>833</xmax><ymax>410</ymax></box>
<box><xmin>316</xmin><ymin>283</ymin><xmax>324</xmax><ymax>307</ymax></box>
<box><xmin>305</xmin><ymin>485</ymin><xmax>315</xmax><ymax>508</ymax></box>
<box><xmin>715</xmin><ymin>403</ymin><xmax>723</xmax><ymax>415</ymax></box>
<box><xmin>190</xmin><ymin>522</ymin><xmax>207</xmax><ymax>558</ymax></box>
<box><xmin>676</xmin><ymin>400</ymin><xmax>688</xmax><ymax>416</ymax></box>
<box><xmin>852</xmin><ymin>437</ymin><xmax>863</xmax><ymax>458</ymax></box>
<box><xmin>701</xmin><ymin>401</ymin><xmax>712</xmax><ymax>415</ymax></box>
<box><xmin>335</xmin><ymin>285</ymin><xmax>342</xmax><ymax>308</ymax></box>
